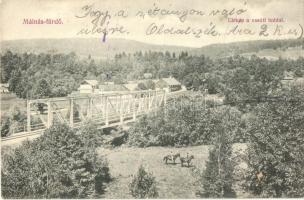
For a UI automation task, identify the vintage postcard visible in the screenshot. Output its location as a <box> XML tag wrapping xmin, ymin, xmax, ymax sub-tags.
<box><xmin>1</xmin><ymin>0</ymin><xmax>303</xmax><ymax>198</ymax></box>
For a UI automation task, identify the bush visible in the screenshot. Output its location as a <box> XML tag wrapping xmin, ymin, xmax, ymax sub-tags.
<box><xmin>128</xmin><ymin>96</ymin><xmax>245</xmax><ymax>147</ymax></box>
<box><xmin>1</xmin><ymin>106</ymin><xmax>26</xmax><ymax>137</ymax></box>
<box><xmin>76</xmin><ymin>120</ymin><xmax>105</xmax><ymax>147</ymax></box>
<box><xmin>1</xmin><ymin>123</ymin><xmax>110</xmax><ymax>198</ymax></box>
<box><xmin>129</xmin><ymin>165</ymin><xmax>158</xmax><ymax>198</ymax></box>
<box><xmin>1</xmin><ymin>117</ymin><xmax>10</xmax><ymax>137</ymax></box>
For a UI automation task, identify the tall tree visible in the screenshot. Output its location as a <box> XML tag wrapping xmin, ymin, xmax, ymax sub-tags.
<box><xmin>197</xmin><ymin>107</ymin><xmax>237</xmax><ymax>198</ymax></box>
<box><xmin>34</xmin><ymin>79</ymin><xmax>52</xmax><ymax>98</ymax></box>
<box><xmin>246</xmin><ymin>87</ymin><xmax>304</xmax><ymax>197</ymax></box>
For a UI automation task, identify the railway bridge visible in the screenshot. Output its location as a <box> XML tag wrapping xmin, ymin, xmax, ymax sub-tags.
<box><xmin>1</xmin><ymin>90</ymin><xmax>184</xmax><ymax>146</ymax></box>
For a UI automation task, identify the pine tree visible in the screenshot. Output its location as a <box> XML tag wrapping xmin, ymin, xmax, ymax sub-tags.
<box><xmin>197</xmin><ymin>108</ymin><xmax>237</xmax><ymax>198</ymax></box>
<box><xmin>34</xmin><ymin>78</ymin><xmax>51</xmax><ymax>98</ymax></box>
<box><xmin>129</xmin><ymin>165</ymin><xmax>158</xmax><ymax>198</ymax></box>
<box><xmin>197</xmin><ymin>139</ymin><xmax>236</xmax><ymax>197</ymax></box>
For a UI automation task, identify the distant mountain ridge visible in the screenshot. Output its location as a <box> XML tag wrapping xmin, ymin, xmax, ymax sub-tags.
<box><xmin>1</xmin><ymin>38</ymin><xmax>303</xmax><ymax>59</ymax></box>
<box><xmin>190</xmin><ymin>38</ymin><xmax>303</xmax><ymax>58</ymax></box>
<box><xmin>1</xmin><ymin>38</ymin><xmax>193</xmax><ymax>59</ymax></box>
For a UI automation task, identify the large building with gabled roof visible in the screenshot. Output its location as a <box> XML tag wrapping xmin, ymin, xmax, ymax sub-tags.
<box><xmin>156</xmin><ymin>77</ymin><xmax>182</xmax><ymax>92</ymax></box>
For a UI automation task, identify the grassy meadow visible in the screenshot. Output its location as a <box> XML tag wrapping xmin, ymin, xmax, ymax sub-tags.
<box><xmin>97</xmin><ymin>143</ymin><xmax>249</xmax><ymax>198</ymax></box>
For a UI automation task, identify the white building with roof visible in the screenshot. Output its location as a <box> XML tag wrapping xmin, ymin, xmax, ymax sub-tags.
<box><xmin>156</xmin><ymin>77</ymin><xmax>182</xmax><ymax>92</ymax></box>
<box><xmin>78</xmin><ymin>80</ymin><xmax>99</xmax><ymax>94</ymax></box>
<box><xmin>124</xmin><ymin>83</ymin><xmax>139</xmax><ymax>91</ymax></box>
<box><xmin>0</xmin><ymin>83</ymin><xmax>9</xmax><ymax>93</ymax></box>
<box><xmin>78</xmin><ymin>84</ymin><xmax>94</xmax><ymax>94</ymax></box>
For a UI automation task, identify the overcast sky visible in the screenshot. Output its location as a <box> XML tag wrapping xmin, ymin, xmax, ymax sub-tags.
<box><xmin>1</xmin><ymin>0</ymin><xmax>303</xmax><ymax>47</ymax></box>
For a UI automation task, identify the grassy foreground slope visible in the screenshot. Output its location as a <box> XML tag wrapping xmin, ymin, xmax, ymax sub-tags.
<box><xmin>98</xmin><ymin>144</ymin><xmax>248</xmax><ymax>198</ymax></box>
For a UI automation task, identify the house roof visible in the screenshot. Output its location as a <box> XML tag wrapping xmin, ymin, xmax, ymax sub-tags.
<box><xmin>161</xmin><ymin>77</ymin><xmax>181</xmax><ymax>86</ymax></box>
<box><xmin>103</xmin><ymin>81</ymin><xmax>114</xmax><ymax>85</ymax></box>
<box><xmin>99</xmin><ymin>84</ymin><xmax>128</xmax><ymax>92</ymax></box>
<box><xmin>78</xmin><ymin>84</ymin><xmax>92</xmax><ymax>90</ymax></box>
<box><xmin>82</xmin><ymin>80</ymin><xmax>99</xmax><ymax>86</ymax></box>
<box><xmin>295</xmin><ymin>78</ymin><xmax>304</xmax><ymax>84</ymax></box>
<box><xmin>128</xmin><ymin>79</ymin><xmax>159</xmax><ymax>85</ymax></box>
<box><xmin>0</xmin><ymin>86</ymin><xmax>9</xmax><ymax>90</ymax></box>
<box><xmin>124</xmin><ymin>83</ymin><xmax>138</xmax><ymax>91</ymax></box>
<box><xmin>127</xmin><ymin>80</ymin><xmax>144</xmax><ymax>84</ymax></box>
<box><xmin>283</xmin><ymin>71</ymin><xmax>294</xmax><ymax>80</ymax></box>
<box><xmin>143</xmin><ymin>73</ymin><xmax>153</xmax><ymax>79</ymax></box>
<box><xmin>0</xmin><ymin>83</ymin><xmax>9</xmax><ymax>87</ymax></box>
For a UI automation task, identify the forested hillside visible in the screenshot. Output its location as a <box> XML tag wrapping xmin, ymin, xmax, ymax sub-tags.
<box><xmin>191</xmin><ymin>38</ymin><xmax>304</xmax><ymax>58</ymax></box>
<box><xmin>1</xmin><ymin>38</ymin><xmax>192</xmax><ymax>59</ymax></box>
<box><xmin>2</xmin><ymin>38</ymin><xmax>303</xmax><ymax>59</ymax></box>
<box><xmin>1</xmin><ymin>49</ymin><xmax>303</xmax><ymax>100</ymax></box>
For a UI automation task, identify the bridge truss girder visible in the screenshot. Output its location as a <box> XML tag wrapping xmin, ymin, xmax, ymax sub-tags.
<box><xmin>25</xmin><ymin>90</ymin><xmax>167</xmax><ymax>132</ymax></box>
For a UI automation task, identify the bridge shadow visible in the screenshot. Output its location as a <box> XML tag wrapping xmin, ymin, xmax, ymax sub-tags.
<box><xmin>102</xmin><ymin>127</ymin><xmax>129</xmax><ymax>147</ymax></box>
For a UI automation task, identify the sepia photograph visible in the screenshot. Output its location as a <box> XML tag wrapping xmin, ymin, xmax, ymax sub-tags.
<box><xmin>0</xmin><ymin>0</ymin><xmax>303</xmax><ymax>198</ymax></box>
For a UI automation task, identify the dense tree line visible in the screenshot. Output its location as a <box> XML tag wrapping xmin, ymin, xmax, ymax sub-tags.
<box><xmin>193</xmin><ymin>38</ymin><xmax>304</xmax><ymax>58</ymax></box>
<box><xmin>1</xmin><ymin>50</ymin><xmax>303</xmax><ymax>100</ymax></box>
<box><xmin>128</xmin><ymin>94</ymin><xmax>246</xmax><ymax>147</ymax></box>
<box><xmin>1</xmin><ymin>51</ymin><xmax>81</xmax><ymax>98</ymax></box>
<box><xmin>245</xmin><ymin>87</ymin><xmax>304</xmax><ymax>197</ymax></box>
<box><xmin>1</xmin><ymin>123</ymin><xmax>110</xmax><ymax>198</ymax></box>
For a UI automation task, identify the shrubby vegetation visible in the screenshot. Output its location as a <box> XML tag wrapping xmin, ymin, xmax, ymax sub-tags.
<box><xmin>245</xmin><ymin>87</ymin><xmax>304</xmax><ymax>197</ymax></box>
<box><xmin>129</xmin><ymin>165</ymin><xmax>158</xmax><ymax>198</ymax></box>
<box><xmin>1</xmin><ymin>123</ymin><xmax>110</xmax><ymax>198</ymax></box>
<box><xmin>1</xmin><ymin>106</ymin><xmax>26</xmax><ymax>137</ymax></box>
<box><xmin>76</xmin><ymin>121</ymin><xmax>106</xmax><ymax>147</ymax></box>
<box><xmin>127</xmin><ymin>86</ymin><xmax>304</xmax><ymax>197</ymax></box>
<box><xmin>222</xmin><ymin>57</ymin><xmax>284</xmax><ymax>105</ymax></box>
<box><xmin>128</xmin><ymin>94</ymin><xmax>245</xmax><ymax>147</ymax></box>
<box><xmin>1</xmin><ymin>106</ymin><xmax>45</xmax><ymax>137</ymax></box>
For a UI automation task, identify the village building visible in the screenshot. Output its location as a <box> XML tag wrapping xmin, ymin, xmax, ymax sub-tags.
<box><xmin>103</xmin><ymin>81</ymin><xmax>115</xmax><ymax>85</ymax></box>
<box><xmin>143</xmin><ymin>73</ymin><xmax>153</xmax><ymax>79</ymax></box>
<box><xmin>76</xmin><ymin>77</ymin><xmax>185</xmax><ymax>95</ymax></box>
<box><xmin>78</xmin><ymin>80</ymin><xmax>99</xmax><ymax>94</ymax></box>
<box><xmin>0</xmin><ymin>83</ymin><xmax>9</xmax><ymax>93</ymax></box>
<box><xmin>156</xmin><ymin>77</ymin><xmax>182</xmax><ymax>92</ymax></box>
<box><xmin>78</xmin><ymin>84</ymin><xmax>93</xmax><ymax>94</ymax></box>
<box><xmin>99</xmin><ymin>84</ymin><xmax>129</xmax><ymax>94</ymax></box>
<box><xmin>293</xmin><ymin>77</ymin><xmax>304</xmax><ymax>90</ymax></box>
<box><xmin>125</xmin><ymin>79</ymin><xmax>157</xmax><ymax>91</ymax></box>
<box><xmin>281</xmin><ymin>71</ymin><xmax>304</xmax><ymax>90</ymax></box>
<box><xmin>123</xmin><ymin>83</ymin><xmax>139</xmax><ymax>91</ymax></box>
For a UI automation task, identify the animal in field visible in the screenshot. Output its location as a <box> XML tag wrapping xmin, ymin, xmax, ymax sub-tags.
<box><xmin>163</xmin><ymin>153</ymin><xmax>181</xmax><ymax>164</ymax></box>
<box><xmin>180</xmin><ymin>154</ymin><xmax>194</xmax><ymax>167</ymax></box>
